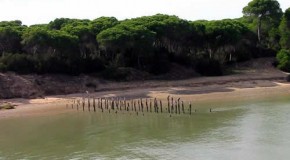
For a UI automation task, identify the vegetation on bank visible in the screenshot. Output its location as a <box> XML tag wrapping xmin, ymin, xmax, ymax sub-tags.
<box><xmin>0</xmin><ymin>0</ymin><xmax>289</xmax><ymax>80</ymax></box>
<box><xmin>0</xmin><ymin>103</ymin><xmax>15</xmax><ymax>110</ymax></box>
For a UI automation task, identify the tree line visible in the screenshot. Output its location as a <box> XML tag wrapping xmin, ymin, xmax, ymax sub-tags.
<box><xmin>0</xmin><ymin>0</ymin><xmax>289</xmax><ymax>79</ymax></box>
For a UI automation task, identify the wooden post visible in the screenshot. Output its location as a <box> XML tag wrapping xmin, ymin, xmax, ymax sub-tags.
<box><xmin>93</xmin><ymin>98</ymin><xmax>96</xmax><ymax>112</ymax></box>
<box><xmin>120</xmin><ymin>100</ymin><xmax>122</xmax><ymax>111</ymax></box>
<box><xmin>171</xmin><ymin>97</ymin><xmax>174</xmax><ymax>112</ymax></box>
<box><xmin>160</xmin><ymin>100</ymin><xmax>163</xmax><ymax>113</ymax></box>
<box><xmin>154</xmin><ymin>98</ymin><xmax>157</xmax><ymax>113</ymax></box>
<box><xmin>182</xmin><ymin>101</ymin><xmax>184</xmax><ymax>114</ymax></box>
<box><xmin>175</xmin><ymin>101</ymin><xmax>177</xmax><ymax>114</ymax></box>
<box><xmin>111</xmin><ymin>99</ymin><xmax>115</xmax><ymax>110</ymax></box>
<box><xmin>146</xmin><ymin>99</ymin><xmax>148</xmax><ymax>112</ymax></box>
<box><xmin>141</xmin><ymin>99</ymin><xmax>144</xmax><ymax>112</ymax></box>
<box><xmin>104</xmin><ymin>98</ymin><xmax>107</xmax><ymax>109</ymax></box>
<box><xmin>82</xmin><ymin>98</ymin><xmax>85</xmax><ymax>111</ymax></box>
<box><xmin>88</xmin><ymin>98</ymin><xmax>91</xmax><ymax>112</ymax></box>
<box><xmin>116</xmin><ymin>99</ymin><xmax>119</xmax><ymax>110</ymax></box>
<box><xmin>178</xmin><ymin>98</ymin><xmax>180</xmax><ymax>114</ymax></box>
<box><xmin>167</xmin><ymin>96</ymin><xmax>170</xmax><ymax>113</ymax></box>
<box><xmin>189</xmin><ymin>102</ymin><xmax>192</xmax><ymax>115</ymax></box>
<box><xmin>150</xmin><ymin>99</ymin><xmax>152</xmax><ymax>112</ymax></box>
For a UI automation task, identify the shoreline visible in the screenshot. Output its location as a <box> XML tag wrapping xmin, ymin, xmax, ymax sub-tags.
<box><xmin>1</xmin><ymin>78</ymin><xmax>290</xmax><ymax>119</ymax></box>
<box><xmin>1</xmin><ymin>56</ymin><xmax>289</xmax><ymax>119</ymax></box>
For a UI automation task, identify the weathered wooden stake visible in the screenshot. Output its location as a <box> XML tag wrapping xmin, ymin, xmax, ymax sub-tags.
<box><xmin>141</xmin><ymin>99</ymin><xmax>144</xmax><ymax>112</ymax></box>
<box><xmin>131</xmin><ymin>100</ymin><xmax>134</xmax><ymax>111</ymax></box>
<box><xmin>88</xmin><ymin>98</ymin><xmax>91</xmax><ymax>111</ymax></box>
<box><xmin>177</xmin><ymin>98</ymin><xmax>180</xmax><ymax>114</ymax></box>
<box><xmin>189</xmin><ymin>102</ymin><xmax>192</xmax><ymax>115</ymax></box>
<box><xmin>93</xmin><ymin>98</ymin><xmax>96</xmax><ymax>112</ymax></box>
<box><xmin>111</xmin><ymin>100</ymin><xmax>114</xmax><ymax>110</ymax></box>
<box><xmin>175</xmin><ymin>101</ymin><xmax>177</xmax><ymax>114</ymax></box>
<box><xmin>160</xmin><ymin>100</ymin><xmax>163</xmax><ymax>113</ymax></box>
<box><xmin>167</xmin><ymin>96</ymin><xmax>170</xmax><ymax>113</ymax></box>
<box><xmin>146</xmin><ymin>99</ymin><xmax>148</xmax><ymax>112</ymax></box>
<box><xmin>182</xmin><ymin>101</ymin><xmax>184</xmax><ymax>114</ymax></box>
<box><xmin>82</xmin><ymin>99</ymin><xmax>85</xmax><ymax>111</ymax></box>
<box><xmin>88</xmin><ymin>98</ymin><xmax>91</xmax><ymax>112</ymax></box>
<box><xmin>150</xmin><ymin>99</ymin><xmax>152</xmax><ymax>112</ymax></box>
<box><xmin>171</xmin><ymin>97</ymin><xmax>174</xmax><ymax>112</ymax></box>
<box><xmin>138</xmin><ymin>100</ymin><xmax>141</xmax><ymax>112</ymax></box>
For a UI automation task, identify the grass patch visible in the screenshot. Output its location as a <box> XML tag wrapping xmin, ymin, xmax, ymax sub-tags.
<box><xmin>0</xmin><ymin>103</ymin><xmax>16</xmax><ymax>110</ymax></box>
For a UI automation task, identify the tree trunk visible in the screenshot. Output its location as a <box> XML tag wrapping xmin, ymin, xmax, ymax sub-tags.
<box><xmin>257</xmin><ymin>16</ymin><xmax>262</xmax><ymax>43</ymax></box>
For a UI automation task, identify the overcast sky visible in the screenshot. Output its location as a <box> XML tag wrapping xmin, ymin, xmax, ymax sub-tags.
<box><xmin>0</xmin><ymin>0</ymin><xmax>290</xmax><ymax>25</ymax></box>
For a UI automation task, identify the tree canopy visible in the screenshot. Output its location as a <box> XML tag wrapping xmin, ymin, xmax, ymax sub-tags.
<box><xmin>243</xmin><ymin>0</ymin><xmax>283</xmax><ymax>43</ymax></box>
<box><xmin>0</xmin><ymin>0</ymin><xmax>290</xmax><ymax>78</ymax></box>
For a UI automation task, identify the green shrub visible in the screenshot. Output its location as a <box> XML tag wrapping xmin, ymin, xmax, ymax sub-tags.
<box><xmin>195</xmin><ymin>58</ymin><xmax>223</xmax><ymax>76</ymax></box>
<box><xmin>0</xmin><ymin>103</ymin><xmax>15</xmax><ymax>110</ymax></box>
<box><xmin>85</xmin><ymin>82</ymin><xmax>97</xmax><ymax>88</ymax></box>
<box><xmin>0</xmin><ymin>62</ymin><xmax>7</xmax><ymax>72</ymax></box>
<box><xmin>276</xmin><ymin>49</ymin><xmax>290</xmax><ymax>72</ymax></box>
<box><xmin>0</xmin><ymin>54</ymin><xmax>37</xmax><ymax>74</ymax></box>
<box><xmin>101</xmin><ymin>66</ymin><xmax>130</xmax><ymax>81</ymax></box>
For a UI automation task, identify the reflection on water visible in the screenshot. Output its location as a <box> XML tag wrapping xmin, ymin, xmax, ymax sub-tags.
<box><xmin>0</xmin><ymin>97</ymin><xmax>290</xmax><ymax>160</ymax></box>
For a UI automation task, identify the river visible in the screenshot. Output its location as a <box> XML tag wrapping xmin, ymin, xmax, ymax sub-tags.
<box><xmin>0</xmin><ymin>96</ymin><xmax>290</xmax><ymax>159</ymax></box>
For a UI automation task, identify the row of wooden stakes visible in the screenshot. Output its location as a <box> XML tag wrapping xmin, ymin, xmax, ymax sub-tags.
<box><xmin>66</xmin><ymin>96</ymin><xmax>213</xmax><ymax>115</ymax></box>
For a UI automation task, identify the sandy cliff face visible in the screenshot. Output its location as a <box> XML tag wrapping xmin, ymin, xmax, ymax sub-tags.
<box><xmin>0</xmin><ymin>73</ymin><xmax>42</xmax><ymax>99</ymax></box>
<box><xmin>0</xmin><ymin>73</ymin><xmax>99</xmax><ymax>99</ymax></box>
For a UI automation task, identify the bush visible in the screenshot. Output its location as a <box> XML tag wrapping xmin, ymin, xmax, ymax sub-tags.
<box><xmin>195</xmin><ymin>58</ymin><xmax>223</xmax><ymax>76</ymax></box>
<box><xmin>101</xmin><ymin>66</ymin><xmax>130</xmax><ymax>81</ymax></box>
<box><xmin>276</xmin><ymin>49</ymin><xmax>290</xmax><ymax>72</ymax></box>
<box><xmin>149</xmin><ymin>51</ymin><xmax>170</xmax><ymax>75</ymax></box>
<box><xmin>85</xmin><ymin>82</ymin><xmax>97</xmax><ymax>88</ymax></box>
<box><xmin>0</xmin><ymin>62</ymin><xmax>7</xmax><ymax>72</ymax></box>
<box><xmin>0</xmin><ymin>103</ymin><xmax>15</xmax><ymax>110</ymax></box>
<box><xmin>0</xmin><ymin>54</ymin><xmax>37</xmax><ymax>74</ymax></box>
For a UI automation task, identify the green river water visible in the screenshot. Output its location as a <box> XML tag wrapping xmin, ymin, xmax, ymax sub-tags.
<box><xmin>0</xmin><ymin>96</ymin><xmax>290</xmax><ymax>160</ymax></box>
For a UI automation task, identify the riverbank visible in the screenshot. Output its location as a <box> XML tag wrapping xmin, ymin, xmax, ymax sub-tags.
<box><xmin>1</xmin><ymin>79</ymin><xmax>290</xmax><ymax>119</ymax></box>
<box><xmin>1</xmin><ymin>57</ymin><xmax>290</xmax><ymax>119</ymax></box>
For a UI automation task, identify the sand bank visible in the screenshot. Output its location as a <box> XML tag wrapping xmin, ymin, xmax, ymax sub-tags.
<box><xmin>1</xmin><ymin>78</ymin><xmax>290</xmax><ymax>119</ymax></box>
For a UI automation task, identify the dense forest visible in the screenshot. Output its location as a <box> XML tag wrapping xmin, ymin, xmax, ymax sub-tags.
<box><xmin>0</xmin><ymin>0</ymin><xmax>289</xmax><ymax>80</ymax></box>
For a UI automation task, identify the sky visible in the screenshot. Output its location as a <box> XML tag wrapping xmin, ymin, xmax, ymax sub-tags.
<box><xmin>0</xmin><ymin>0</ymin><xmax>290</xmax><ymax>26</ymax></box>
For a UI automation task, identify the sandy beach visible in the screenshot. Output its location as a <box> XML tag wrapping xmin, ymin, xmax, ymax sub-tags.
<box><xmin>1</xmin><ymin>79</ymin><xmax>290</xmax><ymax>119</ymax></box>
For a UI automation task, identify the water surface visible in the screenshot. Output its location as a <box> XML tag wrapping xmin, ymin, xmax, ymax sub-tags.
<box><xmin>0</xmin><ymin>96</ymin><xmax>290</xmax><ymax>160</ymax></box>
